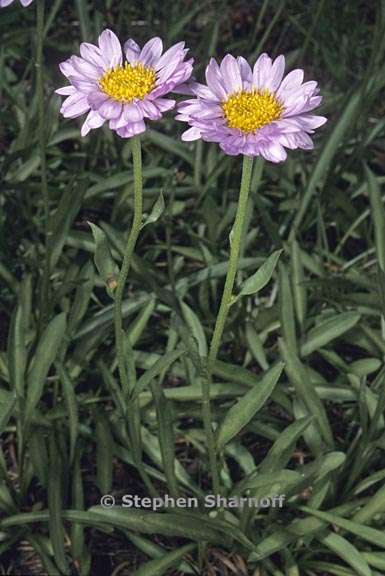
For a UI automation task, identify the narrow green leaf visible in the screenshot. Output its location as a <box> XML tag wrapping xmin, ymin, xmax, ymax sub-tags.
<box><xmin>29</xmin><ymin>429</ymin><xmax>49</xmax><ymax>488</ymax></box>
<box><xmin>74</xmin><ymin>293</ymin><xmax>150</xmax><ymax>340</ymax></box>
<box><xmin>279</xmin><ymin>338</ymin><xmax>334</xmax><ymax>448</ymax></box>
<box><xmin>89</xmin><ymin>222</ymin><xmax>119</xmax><ymax>295</ymax></box>
<box><xmin>48</xmin><ymin>435</ymin><xmax>69</xmax><ymax>575</ymax></box>
<box><xmin>0</xmin><ymin>261</ymin><xmax>18</xmax><ymax>294</ymax></box>
<box><xmin>301</xmin><ymin>312</ymin><xmax>361</xmax><ymax>357</ymax></box>
<box><xmin>249</xmin><ymin>502</ymin><xmax>368</xmax><ymax>560</ymax></box>
<box><xmin>319</xmin><ymin>532</ymin><xmax>372</xmax><ymax>576</ymax></box>
<box><xmin>140</xmin><ymin>428</ymin><xmax>202</xmax><ymax>497</ymax></box>
<box><xmin>49</xmin><ymin>181</ymin><xmax>85</xmax><ymax>269</ymax></box>
<box><xmin>96</xmin><ymin>413</ymin><xmax>114</xmax><ymax>495</ymax></box>
<box><xmin>293</xmin><ymin>398</ymin><xmax>322</xmax><ymax>456</ymax></box>
<box><xmin>362</xmin><ymin>552</ymin><xmax>385</xmax><ymax>571</ymax></box>
<box><xmin>353</xmin><ymin>483</ymin><xmax>385</xmax><ymax>524</ymax></box>
<box><xmin>354</xmin><ymin>469</ymin><xmax>385</xmax><ymax>496</ymax></box>
<box><xmin>133</xmin><ymin>349</ymin><xmax>185</xmax><ymax>398</ymax></box>
<box><xmin>149</xmin><ymin>378</ymin><xmax>179</xmax><ymax>498</ymax></box>
<box><xmin>24</xmin><ymin>313</ymin><xmax>67</xmax><ymax>427</ymax></box>
<box><xmin>349</xmin><ymin>358</ymin><xmax>381</xmax><ymax>377</ymax></box>
<box><xmin>99</xmin><ymin>360</ymin><xmax>127</xmax><ymax>416</ymax></box>
<box><xmin>87</xmin><ymin>507</ymin><xmax>232</xmax><ymax>546</ymax></box>
<box><xmin>234</xmin><ymin>469</ymin><xmax>301</xmax><ymax>499</ymax></box>
<box><xmin>180</xmin><ymin>300</ymin><xmax>207</xmax><ymax>356</ymax></box>
<box><xmin>300</xmin><ymin>505</ymin><xmax>385</xmax><ymax>549</ymax></box>
<box><xmin>141</xmin><ymin>192</ymin><xmax>165</xmax><ymax>229</ymax></box>
<box><xmin>71</xmin><ymin>450</ymin><xmax>86</xmax><ymax>563</ymax></box>
<box><xmin>127</xmin><ymin>297</ymin><xmax>156</xmax><ymax>346</ymax></box>
<box><xmin>7</xmin><ymin>304</ymin><xmax>27</xmax><ymax>399</ymax></box>
<box><xmin>213</xmin><ymin>359</ymin><xmax>291</xmax><ymax>413</ymax></box>
<box><xmin>245</xmin><ymin>323</ymin><xmax>269</xmax><ymax>370</ymax></box>
<box><xmin>216</xmin><ymin>363</ymin><xmax>284</xmax><ymax>450</ymax></box>
<box><xmin>57</xmin><ymin>364</ymin><xmax>78</xmax><ymax>464</ymax></box>
<box><xmin>237</xmin><ymin>249</ymin><xmax>282</xmax><ymax>298</ymax></box>
<box><xmin>133</xmin><ymin>543</ymin><xmax>195</xmax><ymax>576</ymax></box>
<box><xmin>291</xmin><ymin>239</ymin><xmax>307</xmax><ymax>328</ymax></box>
<box><xmin>68</xmin><ymin>261</ymin><xmax>95</xmax><ymax>335</ymax></box>
<box><xmin>279</xmin><ymin>262</ymin><xmax>297</xmax><ymax>354</ymax></box>
<box><xmin>366</xmin><ymin>165</ymin><xmax>385</xmax><ymax>271</ymax></box>
<box><xmin>259</xmin><ymin>416</ymin><xmax>313</xmax><ymax>473</ymax></box>
<box><xmin>0</xmin><ymin>392</ymin><xmax>16</xmax><ymax>439</ymax></box>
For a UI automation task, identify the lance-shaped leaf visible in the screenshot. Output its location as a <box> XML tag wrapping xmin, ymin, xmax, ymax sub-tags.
<box><xmin>89</xmin><ymin>222</ymin><xmax>119</xmax><ymax>296</ymax></box>
<box><xmin>133</xmin><ymin>349</ymin><xmax>186</xmax><ymax>398</ymax></box>
<box><xmin>301</xmin><ymin>312</ymin><xmax>360</xmax><ymax>357</ymax></box>
<box><xmin>235</xmin><ymin>249</ymin><xmax>282</xmax><ymax>301</ymax></box>
<box><xmin>279</xmin><ymin>338</ymin><xmax>334</xmax><ymax>448</ymax></box>
<box><xmin>0</xmin><ymin>391</ymin><xmax>16</xmax><ymax>437</ymax></box>
<box><xmin>24</xmin><ymin>313</ymin><xmax>67</xmax><ymax>428</ymax></box>
<box><xmin>216</xmin><ymin>362</ymin><xmax>284</xmax><ymax>451</ymax></box>
<box><xmin>87</xmin><ymin>507</ymin><xmax>232</xmax><ymax>546</ymax></box>
<box><xmin>318</xmin><ymin>532</ymin><xmax>372</xmax><ymax>576</ymax></box>
<box><xmin>7</xmin><ymin>304</ymin><xmax>27</xmax><ymax>399</ymax></box>
<box><xmin>133</xmin><ymin>543</ymin><xmax>195</xmax><ymax>576</ymax></box>
<box><xmin>141</xmin><ymin>192</ymin><xmax>165</xmax><ymax>229</ymax></box>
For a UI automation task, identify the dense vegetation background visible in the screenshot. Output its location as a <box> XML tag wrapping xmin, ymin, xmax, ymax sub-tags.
<box><xmin>1</xmin><ymin>0</ymin><xmax>385</xmax><ymax>574</ymax></box>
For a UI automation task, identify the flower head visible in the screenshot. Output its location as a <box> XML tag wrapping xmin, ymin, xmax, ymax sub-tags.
<box><xmin>0</xmin><ymin>0</ymin><xmax>33</xmax><ymax>6</ymax></box>
<box><xmin>177</xmin><ymin>54</ymin><xmax>326</xmax><ymax>161</ymax></box>
<box><xmin>56</xmin><ymin>30</ymin><xmax>193</xmax><ymax>138</ymax></box>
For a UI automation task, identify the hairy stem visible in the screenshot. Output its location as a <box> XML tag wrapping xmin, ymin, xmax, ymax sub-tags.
<box><xmin>202</xmin><ymin>155</ymin><xmax>254</xmax><ymax>493</ymax></box>
<box><xmin>114</xmin><ymin>135</ymin><xmax>143</xmax><ymax>396</ymax></box>
<box><xmin>113</xmin><ymin>135</ymin><xmax>156</xmax><ymax>496</ymax></box>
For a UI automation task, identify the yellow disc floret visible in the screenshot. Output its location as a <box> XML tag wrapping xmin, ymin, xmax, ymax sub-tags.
<box><xmin>222</xmin><ymin>89</ymin><xmax>283</xmax><ymax>133</ymax></box>
<box><xmin>99</xmin><ymin>63</ymin><xmax>156</xmax><ymax>103</ymax></box>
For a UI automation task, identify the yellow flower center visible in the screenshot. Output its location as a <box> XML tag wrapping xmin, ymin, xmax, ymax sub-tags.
<box><xmin>99</xmin><ymin>63</ymin><xmax>156</xmax><ymax>103</ymax></box>
<box><xmin>222</xmin><ymin>89</ymin><xmax>284</xmax><ymax>133</ymax></box>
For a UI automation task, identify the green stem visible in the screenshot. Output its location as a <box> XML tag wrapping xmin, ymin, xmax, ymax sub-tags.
<box><xmin>114</xmin><ymin>135</ymin><xmax>143</xmax><ymax>396</ymax></box>
<box><xmin>113</xmin><ymin>135</ymin><xmax>156</xmax><ymax>497</ymax></box>
<box><xmin>202</xmin><ymin>155</ymin><xmax>254</xmax><ymax>492</ymax></box>
<box><xmin>36</xmin><ymin>0</ymin><xmax>50</xmax><ymax>331</ymax></box>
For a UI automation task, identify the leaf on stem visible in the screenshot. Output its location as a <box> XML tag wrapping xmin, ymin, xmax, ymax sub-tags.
<box><xmin>235</xmin><ymin>249</ymin><xmax>282</xmax><ymax>301</ymax></box>
<box><xmin>141</xmin><ymin>192</ymin><xmax>165</xmax><ymax>229</ymax></box>
<box><xmin>89</xmin><ymin>222</ymin><xmax>119</xmax><ymax>296</ymax></box>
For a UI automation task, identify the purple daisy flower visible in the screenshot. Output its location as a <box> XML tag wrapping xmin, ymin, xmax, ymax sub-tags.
<box><xmin>0</xmin><ymin>0</ymin><xmax>33</xmax><ymax>6</ymax></box>
<box><xmin>177</xmin><ymin>53</ymin><xmax>326</xmax><ymax>162</ymax></box>
<box><xmin>56</xmin><ymin>30</ymin><xmax>193</xmax><ymax>138</ymax></box>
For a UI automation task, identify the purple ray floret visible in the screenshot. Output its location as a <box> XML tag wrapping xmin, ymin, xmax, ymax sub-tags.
<box><xmin>56</xmin><ymin>30</ymin><xmax>193</xmax><ymax>138</ymax></box>
<box><xmin>177</xmin><ymin>54</ymin><xmax>326</xmax><ymax>161</ymax></box>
